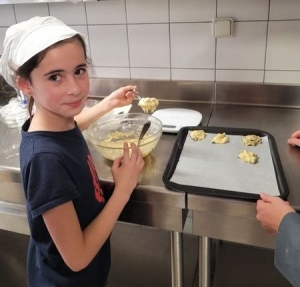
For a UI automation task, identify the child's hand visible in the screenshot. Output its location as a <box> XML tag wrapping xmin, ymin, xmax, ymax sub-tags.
<box><xmin>111</xmin><ymin>142</ymin><xmax>144</xmax><ymax>200</ymax></box>
<box><xmin>103</xmin><ymin>85</ymin><xmax>138</xmax><ymax>110</ymax></box>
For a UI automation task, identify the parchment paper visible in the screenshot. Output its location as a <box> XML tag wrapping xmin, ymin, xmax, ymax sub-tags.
<box><xmin>170</xmin><ymin>133</ymin><xmax>280</xmax><ymax>196</ymax></box>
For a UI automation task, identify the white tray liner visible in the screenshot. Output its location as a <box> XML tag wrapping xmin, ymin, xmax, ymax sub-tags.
<box><xmin>170</xmin><ymin>133</ymin><xmax>280</xmax><ymax>196</ymax></box>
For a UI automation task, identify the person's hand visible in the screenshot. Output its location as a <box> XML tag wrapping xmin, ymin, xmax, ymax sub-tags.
<box><xmin>111</xmin><ymin>142</ymin><xmax>144</xmax><ymax>200</ymax></box>
<box><xmin>288</xmin><ymin>129</ymin><xmax>300</xmax><ymax>147</ymax></box>
<box><xmin>256</xmin><ymin>193</ymin><xmax>295</xmax><ymax>236</ymax></box>
<box><xmin>75</xmin><ymin>85</ymin><xmax>138</xmax><ymax>131</ymax></box>
<box><xmin>102</xmin><ymin>85</ymin><xmax>138</xmax><ymax>111</ymax></box>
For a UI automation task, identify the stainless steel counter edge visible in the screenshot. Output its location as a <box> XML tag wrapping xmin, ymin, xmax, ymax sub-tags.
<box><xmin>0</xmin><ymin>200</ymin><xmax>29</xmax><ymax>235</ymax></box>
<box><xmin>187</xmin><ymin>91</ymin><xmax>300</xmax><ymax>248</ymax></box>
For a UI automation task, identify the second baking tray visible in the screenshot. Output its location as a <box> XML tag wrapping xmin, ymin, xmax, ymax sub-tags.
<box><xmin>163</xmin><ymin>126</ymin><xmax>289</xmax><ymax>200</ymax></box>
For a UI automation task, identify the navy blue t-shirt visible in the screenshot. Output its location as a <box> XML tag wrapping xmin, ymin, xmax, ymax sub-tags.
<box><xmin>20</xmin><ymin>119</ymin><xmax>110</xmax><ymax>287</ymax></box>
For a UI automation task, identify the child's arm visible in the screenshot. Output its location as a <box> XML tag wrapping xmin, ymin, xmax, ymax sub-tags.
<box><xmin>75</xmin><ymin>85</ymin><xmax>137</xmax><ymax>131</ymax></box>
<box><xmin>42</xmin><ymin>142</ymin><xmax>144</xmax><ymax>271</ymax></box>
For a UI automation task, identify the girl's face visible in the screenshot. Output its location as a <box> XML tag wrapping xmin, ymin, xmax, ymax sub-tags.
<box><xmin>27</xmin><ymin>39</ymin><xmax>89</xmax><ymax>124</ymax></box>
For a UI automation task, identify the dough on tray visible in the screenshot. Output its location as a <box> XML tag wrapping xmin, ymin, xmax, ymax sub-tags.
<box><xmin>138</xmin><ymin>97</ymin><xmax>159</xmax><ymax>113</ymax></box>
<box><xmin>238</xmin><ymin>150</ymin><xmax>259</xmax><ymax>164</ymax></box>
<box><xmin>242</xmin><ymin>135</ymin><xmax>262</xmax><ymax>146</ymax></box>
<box><xmin>189</xmin><ymin>130</ymin><xmax>206</xmax><ymax>141</ymax></box>
<box><xmin>212</xmin><ymin>133</ymin><xmax>229</xmax><ymax>144</ymax></box>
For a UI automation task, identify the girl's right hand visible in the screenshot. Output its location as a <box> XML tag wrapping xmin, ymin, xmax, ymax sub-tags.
<box><xmin>111</xmin><ymin>142</ymin><xmax>144</xmax><ymax>200</ymax></box>
<box><xmin>101</xmin><ymin>85</ymin><xmax>138</xmax><ymax>111</ymax></box>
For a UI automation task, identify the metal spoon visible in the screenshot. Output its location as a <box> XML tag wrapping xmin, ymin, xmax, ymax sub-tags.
<box><xmin>137</xmin><ymin>121</ymin><xmax>151</xmax><ymax>147</ymax></box>
<box><xmin>130</xmin><ymin>90</ymin><xmax>142</xmax><ymax>100</ymax></box>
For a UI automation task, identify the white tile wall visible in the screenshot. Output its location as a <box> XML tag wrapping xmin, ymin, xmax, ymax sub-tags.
<box><xmin>170</xmin><ymin>0</ymin><xmax>216</xmax><ymax>22</ymax></box>
<box><xmin>216</xmin><ymin>70</ymin><xmax>264</xmax><ymax>83</ymax></box>
<box><xmin>93</xmin><ymin>67</ymin><xmax>130</xmax><ymax>79</ymax></box>
<box><xmin>128</xmin><ymin>24</ymin><xmax>170</xmax><ymax>68</ymax></box>
<box><xmin>0</xmin><ymin>0</ymin><xmax>300</xmax><ymax>85</ymax></box>
<box><xmin>14</xmin><ymin>4</ymin><xmax>49</xmax><ymax>22</ymax></box>
<box><xmin>86</xmin><ymin>1</ymin><xmax>126</xmax><ymax>25</ymax></box>
<box><xmin>265</xmin><ymin>71</ymin><xmax>300</xmax><ymax>85</ymax></box>
<box><xmin>216</xmin><ymin>22</ymin><xmax>267</xmax><ymax>69</ymax></box>
<box><xmin>170</xmin><ymin>23</ymin><xmax>215</xmax><ymax>69</ymax></box>
<box><xmin>266</xmin><ymin>21</ymin><xmax>300</xmax><ymax>70</ymax></box>
<box><xmin>172</xmin><ymin>69</ymin><xmax>215</xmax><ymax>82</ymax></box>
<box><xmin>0</xmin><ymin>5</ymin><xmax>16</xmax><ymax>26</ymax></box>
<box><xmin>217</xmin><ymin>0</ymin><xmax>269</xmax><ymax>21</ymax></box>
<box><xmin>269</xmin><ymin>0</ymin><xmax>300</xmax><ymax>20</ymax></box>
<box><xmin>49</xmin><ymin>2</ymin><xmax>86</xmax><ymax>25</ymax></box>
<box><xmin>88</xmin><ymin>24</ymin><xmax>129</xmax><ymax>67</ymax></box>
<box><xmin>127</xmin><ymin>0</ymin><xmax>169</xmax><ymax>24</ymax></box>
<box><xmin>131</xmin><ymin>68</ymin><xmax>170</xmax><ymax>80</ymax></box>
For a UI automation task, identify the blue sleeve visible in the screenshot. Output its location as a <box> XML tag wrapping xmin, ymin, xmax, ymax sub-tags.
<box><xmin>26</xmin><ymin>152</ymin><xmax>79</xmax><ymax>218</ymax></box>
<box><xmin>275</xmin><ymin>212</ymin><xmax>300</xmax><ymax>287</ymax></box>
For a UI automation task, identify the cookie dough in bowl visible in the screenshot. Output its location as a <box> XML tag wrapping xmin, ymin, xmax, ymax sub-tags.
<box><xmin>87</xmin><ymin>113</ymin><xmax>162</xmax><ymax>161</ymax></box>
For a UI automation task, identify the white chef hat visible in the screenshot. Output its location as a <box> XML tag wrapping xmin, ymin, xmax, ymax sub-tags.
<box><xmin>0</xmin><ymin>16</ymin><xmax>86</xmax><ymax>88</ymax></box>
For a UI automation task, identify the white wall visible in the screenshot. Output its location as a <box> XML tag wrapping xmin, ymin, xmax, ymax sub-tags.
<box><xmin>0</xmin><ymin>0</ymin><xmax>300</xmax><ymax>85</ymax></box>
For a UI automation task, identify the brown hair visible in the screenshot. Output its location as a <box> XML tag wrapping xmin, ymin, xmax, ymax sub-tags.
<box><xmin>17</xmin><ymin>34</ymin><xmax>90</xmax><ymax>119</ymax></box>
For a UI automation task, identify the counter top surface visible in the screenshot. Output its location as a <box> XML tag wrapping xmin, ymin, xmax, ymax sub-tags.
<box><xmin>0</xmin><ymin>101</ymin><xmax>212</xmax><ymax>190</ymax></box>
<box><xmin>1</xmin><ymin>100</ymin><xmax>300</xmax><ymax>207</ymax></box>
<box><xmin>1</xmin><ymin>84</ymin><xmax>300</xmax><ymax>244</ymax></box>
<box><xmin>209</xmin><ymin>104</ymin><xmax>300</xmax><ymax>208</ymax></box>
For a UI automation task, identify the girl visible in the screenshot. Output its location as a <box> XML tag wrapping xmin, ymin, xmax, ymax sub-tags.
<box><xmin>0</xmin><ymin>16</ymin><xmax>144</xmax><ymax>286</ymax></box>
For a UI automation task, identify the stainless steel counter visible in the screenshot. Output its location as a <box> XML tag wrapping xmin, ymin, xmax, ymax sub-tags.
<box><xmin>188</xmin><ymin>83</ymin><xmax>300</xmax><ymax>287</ymax></box>
<box><xmin>1</xmin><ymin>79</ymin><xmax>300</xmax><ymax>287</ymax></box>
<box><xmin>0</xmin><ymin>99</ymin><xmax>214</xmax><ymax>234</ymax></box>
<box><xmin>190</xmin><ymin>104</ymin><xmax>300</xmax><ymax>246</ymax></box>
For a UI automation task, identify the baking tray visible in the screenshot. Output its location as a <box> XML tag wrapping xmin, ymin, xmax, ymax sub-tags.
<box><xmin>162</xmin><ymin>126</ymin><xmax>289</xmax><ymax>201</ymax></box>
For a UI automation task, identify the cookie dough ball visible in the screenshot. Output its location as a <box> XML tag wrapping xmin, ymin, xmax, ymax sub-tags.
<box><xmin>212</xmin><ymin>133</ymin><xmax>229</xmax><ymax>144</ymax></box>
<box><xmin>189</xmin><ymin>130</ymin><xmax>206</xmax><ymax>141</ymax></box>
<box><xmin>238</xmin><ymin>150</ymin><xmax>259</xmax><ymax>164</ymax></box>
<box><xmin>242</xmin><ymin>135</ymin><xmax>262</xmax><ymax>146</ymax></box>
<box><xmin>138</xmin><ymin>97</ymin><xmax>159</xmax><ymax>113</ymax></box>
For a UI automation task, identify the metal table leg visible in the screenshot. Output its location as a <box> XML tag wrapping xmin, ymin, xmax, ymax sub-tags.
<box><xmin>199</xmin><ymin>236</ymin><xmax>211</xmax><ymax>287</ymax></box>
<box><xmin>170</xmin><ymin>231</ymin><xmax>183</xmax><ymax>287</ymax></box>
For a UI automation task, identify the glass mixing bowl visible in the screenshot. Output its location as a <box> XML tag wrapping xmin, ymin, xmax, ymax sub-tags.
<box><xmin>87</xmin><ymin>113</ymin><xmax>162</xmax><ymax>161</ymax></box>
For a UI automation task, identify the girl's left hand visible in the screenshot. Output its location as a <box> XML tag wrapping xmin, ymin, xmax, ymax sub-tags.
<box><xmin>103</xmin><ymin>85</ymin><xmax>138</xmax><ymax>110</ymax></box>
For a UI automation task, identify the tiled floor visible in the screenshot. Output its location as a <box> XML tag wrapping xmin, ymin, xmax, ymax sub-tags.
<box><xmin>107</xmin><ymin>222</ymin><xmax>198</xmax><ymax>287</ymax></box>
<box><xmin>0</xmin><ymin>222</ymin><xmax>293</xmax><ymax>287</ymax></box>
<box><xmin>211</xmin><ymin>241</ymin><xmax>292</xmax><ymax>287</ymax></box>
